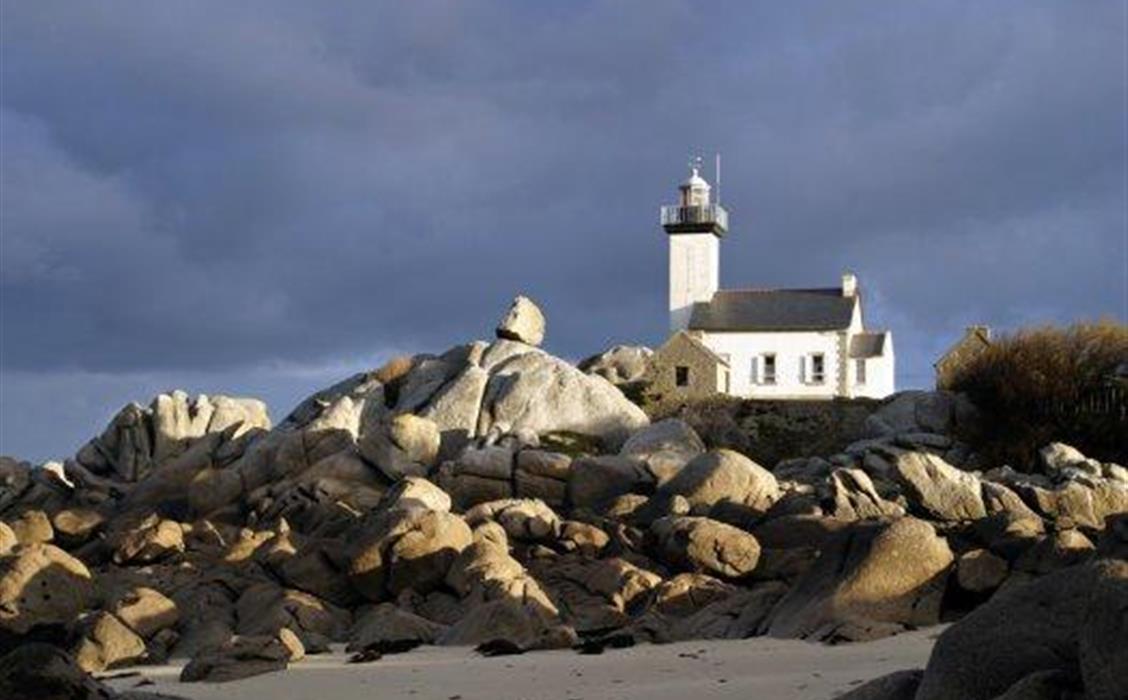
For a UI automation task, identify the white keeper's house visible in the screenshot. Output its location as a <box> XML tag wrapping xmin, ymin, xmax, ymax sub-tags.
<box><xmin>650</xmin><ymin>164</ymin><xmax>895</xmax><ymax>400</ymax></box>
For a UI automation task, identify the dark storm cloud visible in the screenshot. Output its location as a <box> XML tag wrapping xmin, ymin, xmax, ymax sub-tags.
<box><xmin>1</xmin><ymin>1</ymin><xmax>1125</xmax><ymax>459</ymax></box>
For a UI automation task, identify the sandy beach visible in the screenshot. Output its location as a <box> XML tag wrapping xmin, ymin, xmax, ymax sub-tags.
<box><xmin>103</xmin><ymin>627</ymin><xmax>941</xmax><ymax>700</ymax></box>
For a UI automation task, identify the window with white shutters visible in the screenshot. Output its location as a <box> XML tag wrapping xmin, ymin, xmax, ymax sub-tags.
<box><xmin>762</xmin><ymin>354</ymin><xmax>777</xmax><ymax>385</ymax></box>
<box><xmin>811</xmin><ymin>353</ymin><xmax>826</xmax><ymax>384</ymax></box>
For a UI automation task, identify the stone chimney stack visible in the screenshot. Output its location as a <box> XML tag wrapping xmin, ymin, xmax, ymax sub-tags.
<box><xmin>842</xmin><ymin>272</ymin><xmax>858</xmax><ymax>297</ymax></box>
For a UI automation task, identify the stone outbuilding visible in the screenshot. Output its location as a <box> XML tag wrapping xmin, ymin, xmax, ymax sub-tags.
<box><xmin>934</xmin><ymin>326</ymin><xmax>992</xmax><ymax>389</ymax></box>
<box><xmin>648</xmin><ymin>330</ymin><xmax>731</xmax><ymax>399</ymax></box>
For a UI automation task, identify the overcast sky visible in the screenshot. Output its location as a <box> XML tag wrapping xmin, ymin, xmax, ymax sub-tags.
<box><xmin>2</xmin><ymin>1</ymin><xmax>1126</xmax><ymax>462</ymax></box>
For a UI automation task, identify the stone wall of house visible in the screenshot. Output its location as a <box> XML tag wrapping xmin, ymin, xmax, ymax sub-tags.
<box><xmin>935</xmin><ymin>329</ymin><xmax>991</xmax><ymax>390</ymax></box>
<box><xmin>649</xmin><ymin>333</ymin><xmax>724</xmax><ymax>400</ymax></box>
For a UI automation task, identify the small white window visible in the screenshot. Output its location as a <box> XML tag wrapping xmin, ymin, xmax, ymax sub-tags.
<box><xmin>810</xmin><ymin>353</ymin><xmax>826</xmax><ymax>384</ymax></box>
<box><xmin>762</xmin><ymin>354</ymin><xmax>777</xmax><ymax>385</ymax></box>
<box><xmin>855</xmin><ymin>358</ymin><xmax>867</xmax><ymax>385</ymax></box>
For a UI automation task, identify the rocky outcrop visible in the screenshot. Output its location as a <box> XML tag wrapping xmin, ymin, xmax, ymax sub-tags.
<box><xmin>578</xmin><ymin>344</ymin><xmax>653</xmax><ymax>390</ymax></box>
<box><xmin>3</xmin><ymin>310</ymin><xmax>1124</xmax><ymax>694</ymax></box>
<box><xmin>0</xmin><ymin>643</ymin><xmax>118</xmax><ymax>700</ymax></box>
<box><xmin>0</xmin><ymin>458</ymin><xmax>71</xmax><ymax>519</ymax></box>
<box><xmin>568</xmin><ymin>455</ymin><xmax>653</xmax><ymax>510</ymax></box>
<box><xmin>864</xmin><ymin>390</ymin><xmax>978</xmax><ymax>439</ymax></box>
<box><xmin>68</xmin><ymin>391</ymin><xmax>269</xmax><ymax>494</ymax></box>
<box><xmin>0</xmin><ymin>543</ymin><xmax>92</xmax><ymax>635</ymax></box>
<box><xmin>955</xmin><ymin>549</ymin><xmax>1008</xmax><ymax>592</ymax></box>
<box><xmin>109</xmin><ymin>586</ymin><xmax>180</xmax><ymax>640</ymax></box>
<box><xmin>477</xmin><ymin>351</ymin><xmax>648</xmax><ymax>450</ymax></box>
<box><xmin>513</xmin><ymin>450</ymin><xmax>571</xmax><ymax>507</ymax></box>
<box><xmin>650</xmin><ymin>516</ymin><xmax>761</xmax><ymax>579</ymax></box>
<box><xmin>1039</xmin><ymin>441</ymin><xmax>1102</xmax><ymax>479</ymax></box>
<box><xmin>890</xmin><ymin>451</ymin><xmax>985</xmax><ymax>521</ymax></box>
<box><xmin>347</xmin><ymin>604</ymin><xmax>445</xmax><ymax>651</ymax></box>
<box><xmin>828</xmin><ymin>468</ymin><xmax>905</xmax><ymax>520</ymax></box>
<box><xmin>107</xmin><ymin>514</ymin><xmax>185</xmax><ymax>565</ymax></box>
<box><xmin>436</xmin><ymin>445</ymin><xmax>517</xmax><ymax>510</ymax></box>
<box><xmin>464</xmin><ymin>498</ymin><xmax>561</xmax><ymax>543</ymax></box>
<box><xmin>358</xmin><ymin>413</ymin><xmax>441</xmax><ymax>481</ymax></box>
<box><xmin>379</xmin><ymin>476</ymin><xmax>452</xmax><ymax>513</ymax></box>
<box><xmin>1079</xmin><ymin>558</ymin><xmax>1128</xmax><ymax>700</ymax></box>
<box><xmin>667</xmin><ymin>582</ymin><xmax>788</xmax><ymax>641</ymax></box>
<box><xmin>348</xmin><ymin>507</ymin><xmax>473</xmax><ymax>601</ymax></box>
<box><xmin>180</xmin><ymin>628</ymin><xmax>303</xmax><ymax>683</ymax></box>
<box><xmin>766</xmin><ymin>518</ymin><xmax>953</xmax><ymax>642</ymax></box>
<box><xmin>437</xmin><ymin>598</ymin><xmax>572</xmax><ymax>650</ymax></box>
<box><xmin>619</xmin><ymin>418</ymin><xmax>705</xmax><ymax>482</ymax></box>
<box><xmin>0</xmin><ymin>524</ymin><xmax>15</xmax><ymax>556</ymax></box>
<box><xmin>640</xmin><ymin>449</ymin><xmax>779</xmax><ymax>524</ymax></box>
<box><xmin>235</xmin><ymin>582</ymin><xmax>349</xmax><ymax>645</ymax></box>
<box><xmin>71</xmin><ymin>611</ymin><xmax>146</xmax><ymax>672</ymax></box>
<box><xmin>444</xmin><ymin>529</ymin><xmax>556</xmax><ymax>616</ymax></box>
<box><xmin>836</xmin><ymin>669</ymin><xmax>923</xmax><ymax>700</ymax></box>
<box><xmin>915</xmin><ymin>558</ymin><xmax>1126</xmax><ymax>700</ymax></box>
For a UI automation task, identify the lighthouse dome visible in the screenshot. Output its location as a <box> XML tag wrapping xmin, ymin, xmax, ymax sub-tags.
<box><xmin>679</xmin><ymin>166</ymin><xmax>711</xmax><ymax>206</ymax></box>
<box><xmin>682</xmin><ymin>167</ymin><xmax>710</xmax><ymax>190</ymax></box>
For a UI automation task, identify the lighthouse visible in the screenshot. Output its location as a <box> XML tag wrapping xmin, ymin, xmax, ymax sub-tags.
<box><xmin>661</xmin><ymin>162</ymin><xmax>729</xmax><ymax>332</ymax></box>
<box><xmin>651</xmin><ymin>161</ymin><xmax>895</xmax><ymax>400</ymax></box>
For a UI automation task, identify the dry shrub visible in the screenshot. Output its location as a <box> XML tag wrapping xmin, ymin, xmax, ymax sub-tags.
<box><xmin>374</xmin><ymin>355</ymin><xmax>415</xmax><ymax>384</ymax></box>
<box><xmin>947</xmin><ymin>320</ymin><xmax>1128</xmax><ymax>468</ymax></box>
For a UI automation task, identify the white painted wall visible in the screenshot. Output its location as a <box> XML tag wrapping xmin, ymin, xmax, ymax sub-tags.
<box><xmin>700</xmin><ymin>327</ymin><xmax>896</xmax><ymax>399</ymax></box>
<box><xmin>668</xmin><ymin>233</ymin><xmax>719</xmax><ymax>332</ymax></box>
<box><xmin>701</xmin><ymin>330</ymin><xmax>845</xmax><ymax>398</ymax></box>
<box><xmin>849</xmin><ymin>332</ymin><xmax>895</xmax><ymax>398</ymax></box>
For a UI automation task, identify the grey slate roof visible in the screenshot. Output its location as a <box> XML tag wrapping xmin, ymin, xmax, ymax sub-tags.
<box><xmin>849</xmin><ymin>332</ymin><xmax>887</xmax><ymax>358</ymax></box>
<box><xmin>688</xmin><ymin>288</ymin><xmax>857</xmax><ymax>332</ymax></box>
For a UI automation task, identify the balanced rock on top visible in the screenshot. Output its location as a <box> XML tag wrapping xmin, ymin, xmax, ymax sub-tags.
<box><xmin>496</xmin><ymin>295</ymin><xmax>546</xmax><ymax>347</ymax></box>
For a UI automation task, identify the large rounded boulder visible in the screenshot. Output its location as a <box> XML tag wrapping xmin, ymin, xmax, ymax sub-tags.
<box><xmin>650</xmin><ymin>516</ymin><xmax>762</xmax><ymax>579</ymax></box>
<box><xmin>479</xmin><ymin>351</ymin><xmax>649</xmax><ymax>450</ymax></box>
<box><xmin>916</xmin><ymin>558</ymin><xmax>1126</xmax><ymax>700</ymax></box>
<box><xmin>0</xmin><ymin>544</ymin><xmax>93</xmax><ymax>635</ymax></box>
<box><xmin>358</xmin><ymin>413</ymin><xmax>442</xmax><ymax>480</ymax></box>
<box><xmin>619</xmin><ymin>418</ymin><xmax>706</xmax><ymax>482</ymax></box>
<box><xmin>644</xmin><ymin>449</ymin><xmax>780</xmax><ymax>522</ymax></box>
<box><xmin>765</xmin><ymin>517</ymin><xmax>954</xmax><ymax>642</ymax></box>
<box><xmin>891</xmin><ymin>451</ymin><xmax>986</xmax><ymax>522</ymax></box>
<box><xmin>348</xmin><ymin>507</ymin><xmax>473</xmax><ymax>601</ymax></box>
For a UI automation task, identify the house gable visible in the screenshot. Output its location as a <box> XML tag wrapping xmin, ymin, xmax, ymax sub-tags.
<box><xmin>649</xmin><ymin>331</ymin><xmax>729</xmax><ymax>399</ymax></box>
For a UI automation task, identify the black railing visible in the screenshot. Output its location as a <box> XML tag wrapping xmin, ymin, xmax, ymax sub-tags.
<box><xmin>660</xmin><ymin>204</ymin><xmax>729</xmax><ymax>231</ymax></box>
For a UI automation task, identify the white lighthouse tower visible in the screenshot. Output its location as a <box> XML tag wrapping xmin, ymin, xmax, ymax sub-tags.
<box><xmin>661</xmin><ymin>162</ymin><xmax>729</xmax><ymax>331</ymax></box>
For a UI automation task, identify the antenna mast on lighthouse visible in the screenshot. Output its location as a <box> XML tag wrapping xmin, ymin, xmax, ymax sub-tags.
<box><xmin>714</xmin><ymin>153</ymin><xmax>722</xmax><ymax>204</ymax></box>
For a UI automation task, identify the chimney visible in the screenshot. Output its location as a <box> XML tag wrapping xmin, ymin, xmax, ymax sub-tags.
<box><xmin>841</xmin><ymin>272</ymin><xmax>858</xmax><ymax>297</ymax></box>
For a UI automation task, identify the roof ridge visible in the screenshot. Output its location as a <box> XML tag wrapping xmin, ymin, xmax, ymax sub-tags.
<box><xmin>714</xmin><ymin>287</ymin><xmax>842</xmax><ymax>295</ymax></box>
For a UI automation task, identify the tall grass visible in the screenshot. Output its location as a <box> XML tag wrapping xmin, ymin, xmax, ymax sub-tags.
<box><xmin>946</xmin><ymin>321</ymin><xmax>1128</xmax><ymax>468</ymax></box>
